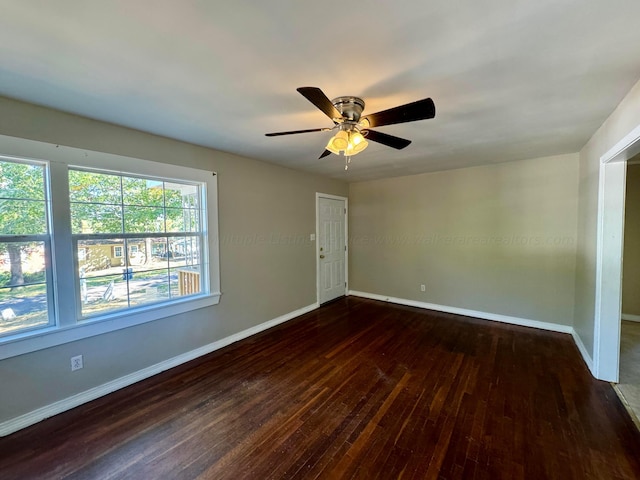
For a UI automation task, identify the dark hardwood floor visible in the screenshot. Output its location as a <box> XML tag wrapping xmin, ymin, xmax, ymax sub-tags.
<box><xmin>2</xmin><ymin>297</ymin><xmax>640</xmax><ymax>479</ymax></box>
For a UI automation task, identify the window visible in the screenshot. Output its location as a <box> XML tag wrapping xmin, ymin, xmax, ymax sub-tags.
<box><xmin>70</xmin><ymin>169</ymin><xmax>206</xmax><ymax>318</ymax></box>
<box><xmin>0</xmin><ymin>141</ymin><xmax>219</xmax><ymax>360</ymax></box>
<box><xmin>0</xmin><ymin>159</ymin><xmax>53</xmax><ymax>336</ymax></box>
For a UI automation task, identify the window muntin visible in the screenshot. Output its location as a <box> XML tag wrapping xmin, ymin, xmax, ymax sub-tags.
<box><xmin>0</xmin><ymin>159</ymin><xmax>53</xmax><ymax>337</ymax></box>
<box><xmin>69</xmin><ymin>168</ymin><xmax>206</xmax><ymax>319</ymax></box>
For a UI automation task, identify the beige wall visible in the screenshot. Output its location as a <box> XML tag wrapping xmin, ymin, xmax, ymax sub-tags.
<box><xmin>0</xmin><ymin>96</ymin><xmax>347</xmax><ymax>423</ymax></box>
<box><xmin>623</xmin><ymin>162</ymin><xmax>640</xmax><ymax>316</ymax></box>
<box><xmin>574</xmin><ymin>78</ymin><xmax>640</xmax><ymax>355</ymax></box>
<box><xmin>349</xmin><ymin>154</ymin><xmax>579</xmax><ymax>325</ymax></box>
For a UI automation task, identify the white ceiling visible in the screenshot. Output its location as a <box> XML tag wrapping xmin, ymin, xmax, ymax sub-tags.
<box><xmin>1</xmin><ymin>1</ymin><xmax>640</xmax><ymax>182</ymax></box>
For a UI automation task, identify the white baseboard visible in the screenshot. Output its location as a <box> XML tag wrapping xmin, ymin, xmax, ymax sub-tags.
<box><xmin>571</xmin><ymin>329</ymin><xmax>595</xmax><ymax>374</ymax></box>
<box><xmin>622</xmin><ymin>313</ymin><xmax>640</xmax><ymax>322</ymax></box>
<box><xmin>0</xmin><ymin>302</ymin><xmax>318</xmax><ymax>437</ymax></box>
<box><xmin>348</xmin><ymin>290</ymin><xmax>573</xmax><ymax>334</ymax></box>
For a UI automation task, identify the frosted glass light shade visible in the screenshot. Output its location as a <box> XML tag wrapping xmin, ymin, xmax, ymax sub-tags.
<box><xmin>326</xmin><ymin>130</ymin><xmax>368</xmax><ymax>156</ymax></box>
<box><xmin>326</xmin><ymin>130</ymin><xmax>349</xmax><ymax>154</ymax></box>
<box><xmin>349</xmin><ymin>131</ymin><xmax>368</xmax><ymax>154</ymax></box>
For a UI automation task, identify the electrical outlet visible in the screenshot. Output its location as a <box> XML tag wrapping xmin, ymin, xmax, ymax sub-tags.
<box><xmin>420</xmin><ymin>284</ymin><xmax>426</xmax><ymax>292</ymax></box>
<box><xmin>71</xmin><ymin>355</ymin><xmax>83</xmax><ymax>371</ymax></box>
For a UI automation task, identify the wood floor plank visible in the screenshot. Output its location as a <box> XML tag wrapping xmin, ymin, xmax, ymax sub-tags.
<box><xmin>1</xmin><ymin>297</ymin><xmax>640</xmax><ymax>479</ymax></box>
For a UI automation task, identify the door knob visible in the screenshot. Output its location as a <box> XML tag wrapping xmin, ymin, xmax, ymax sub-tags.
<box><xmin>319</xmin><ymin>254</ymin><xmax>325</xmax><ymax>259</ymax></box>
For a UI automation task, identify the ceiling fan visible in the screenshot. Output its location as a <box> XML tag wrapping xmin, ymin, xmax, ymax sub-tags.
<box><xmin>265</xmin><ymin>87</ymin><xmax>436</xmax><ymax>169</ymax></box>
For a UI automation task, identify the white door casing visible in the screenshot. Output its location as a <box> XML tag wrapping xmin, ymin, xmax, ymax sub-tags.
<box><xmin>595</xmin><ymin>123</ymin><xmax>640</xmax><ymax>382</ymax></box>
<box><xmin>317</xmin><ymin>194</ymin><xmax>347</xmax><ymax>304</ymax></box>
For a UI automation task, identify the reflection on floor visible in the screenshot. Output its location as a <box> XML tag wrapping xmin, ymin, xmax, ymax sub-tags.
<box><xmin>617</xmin><ymin>320</ymin><xmax>640</xmax><ymax>427</ymax></box>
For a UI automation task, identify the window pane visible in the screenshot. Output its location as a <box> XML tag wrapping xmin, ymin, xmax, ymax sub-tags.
<box><xmin>69</xmin><ymin>170</ymin><xmax>121</xmax><ymax>204</ymax></box>
<box><xmin>171</xmin><ymin>266</ymin><xmax>202</xmax><ymax>297</ymax></box>
<box><xmin>165</xmin><ymin>208</ymin><xmax>186</xmax><ymax>232</ymax></box>
<box><xmin>0</xmin><ymin>199</ymin><xmax>47</xmax><ymax>235</ymax></box>
<box><xmin>166</xmin><ymin>236</ymin><xmax>201</xmax><ymax>268</ymax></box>
<box><xmin>186</xmin><ymin>191</ymin><xmax>200</xmax><ymax>209</ymax></box>
<box><xmin>183</xmin><ymin>236</ymin><xmax>201</xmax><ymax>265</ymax></box>
<box><xmin>124</xmin><ymin>238</ymin><xmax>167</xmax><ymax>273</ymax></box>
<box><xmin>165</xmin><ymin>209</ymin><xmax>200</xmax><ymax>233</ymax></box>
<box><xmin>128</xmin><ymin>268</ymin><xmax>170</xmax><ymax>307</ymax></box>
<box><xmin>188</xmin><ymin>209</ymin><xmax>200</xmax><ymax>232</ymax></box>
<box><xmin>151</xmin><ymin>237</ymin><xmax>169</xmax><ymax>261</ymax></box>
<box><xmin>122</xmin><ymin>177</ymin><xmax>164</xmax><ymax>207</ymax></box>
<box><xmin>125</xmin><ymin>238</ymin><xmax>146</xmax><ymax>269</ymax></box>
<box><xmin>71</xmin><ymin>203</ymin><xmax>123</xmax><ymax>234</ymax></box>
<box><xmin>0</xmin><ymin>284</ymin><xmax>49</xmax><ymax>336</ymax></box>
<box><xmin>78</xmin><ymin>239</ymin><xmax>125</xmax><ymax>272</ymax></box>
<box><xmin>164</xmin><ymin>182</ymin><xmax>198</xmax><ymax>208</ymax></box>
<box><xmin>164</xmin><ymin>183</ymin><xmax>183</xmax><ymax>208</ymax></box>
<box><xmin>123</xmin><ymin>206</ymin><xmax>164</xmax><ymax>233</ymax></box>
<box><xmin>0</xmin><ymin>242</ymin><xmax>46</xmax><ymax>288</ymax></box>
<box><xmin>0</xmin><ymin>161</ymin><xmax>45</xmax><ymax>200</ymax></box>
<box><xmin>79</xmin><ymin>274</ymin><xmax>129</xmax><ymax>318</ymax></box>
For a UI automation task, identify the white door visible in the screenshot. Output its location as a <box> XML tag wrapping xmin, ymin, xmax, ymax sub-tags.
<box><xmin>318</xmin><ymin>196</ymin><xmax>347</xmax><ymax>304</ymax></box>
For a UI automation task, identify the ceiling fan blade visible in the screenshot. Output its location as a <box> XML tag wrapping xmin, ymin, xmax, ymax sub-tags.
<box><xmin>297</xmin><ymin>87</ymin><xmax>343</xmax><ymax>121</ymax></box>
<box><xmin>319</xmin><ymin>149</ymin><xmax>332</xmax><ymax>159</ymax></box>
<box><xmin>265</xmin><ymin>127</ymin><xmax>329</xmax><ymax>137</ymax></box>
<box><xmin>361</xmin><ymin>98</ymin><xmax>435</xmax><ymax>129</ymax></box>
<box><xmin>364</xmin><ymin>130</ymin><xmax>412</xmax><ymax>149</ymax></box>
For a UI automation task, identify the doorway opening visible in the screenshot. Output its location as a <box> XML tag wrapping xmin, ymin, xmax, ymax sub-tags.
<box><xmin>616</xmin><ymin>157</ymin><xmax>640</xmax><ymax>425</ymax></box>
<box><xmin>595</xmin><ymin>124</ymin><xmax>640</xmax><ymax>382</ymax></box>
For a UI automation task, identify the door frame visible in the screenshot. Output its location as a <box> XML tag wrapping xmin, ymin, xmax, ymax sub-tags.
<box><xmin>595</xmin><ymin>123</ymin><xmax>640</xmax><ymax>381</ymax></box>
<box><xmin>316</xmin><ymin>193</ymin><xmax>349</xmax><ymax>305</ymax></box>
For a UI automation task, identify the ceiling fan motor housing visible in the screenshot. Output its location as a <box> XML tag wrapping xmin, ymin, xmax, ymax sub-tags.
<box><xmin>331</xmin><ymin>96</ymin><xmax>365</xmax><ymax>123</ymax></box>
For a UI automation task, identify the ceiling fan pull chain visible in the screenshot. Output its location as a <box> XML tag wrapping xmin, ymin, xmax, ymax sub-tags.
<box><xmin>345</xmin><ymin>156</ymin><xmax>351</xmax><ymax>170</ymax></box>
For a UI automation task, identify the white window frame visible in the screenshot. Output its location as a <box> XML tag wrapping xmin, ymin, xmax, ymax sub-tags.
<box><xmin>0</xmin><ymin>157</ymin><xmax>55</xmax><ymax>335</ymax></box>
<box><xmin>113</xmin><ymin>246</ymin><xmax>123</xmax><ymax>258</ymax></box>
<box><xmin>0</xmin><ymin>135</ymin><xmax>221</xmax><ymax>360</ymax></box>
<box><xmin>69</xmin><ymin>167</ymin><xmax>208</xmax><ymax>320</ymax></box>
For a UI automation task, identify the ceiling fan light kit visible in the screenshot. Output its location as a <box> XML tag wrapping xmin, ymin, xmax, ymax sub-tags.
<box><xmin>266</xmin><ymin>87</ymin><xmax>436</xmax><ymax>171</ymax></box>
<box><xmin>325</xmin><ymin>127</ymin><xmax>370</xmax><ymax>169</ymax></box>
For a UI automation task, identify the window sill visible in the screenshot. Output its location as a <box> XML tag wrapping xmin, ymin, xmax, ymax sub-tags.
<box><xmin>0</xmin><ymin>292</ymin><xmax>221</xmax><ymax>360</ymax></box>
